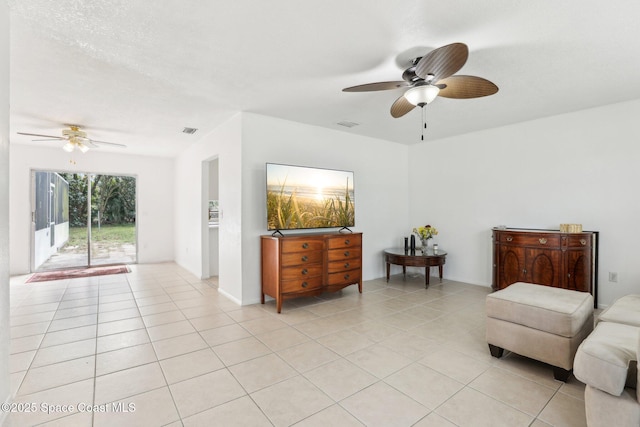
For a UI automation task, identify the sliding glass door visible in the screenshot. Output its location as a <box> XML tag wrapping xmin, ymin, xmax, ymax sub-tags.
<box><xmin>32</xmin><ymin>170</ymin><xmax>137</xmax><ymax>272</ymax></box>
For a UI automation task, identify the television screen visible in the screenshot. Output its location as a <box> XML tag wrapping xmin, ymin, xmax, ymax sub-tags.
<box><xmin>266</xmin><ymin>163</ymin><xmax>355</xmax><ymax>231</ymax></box>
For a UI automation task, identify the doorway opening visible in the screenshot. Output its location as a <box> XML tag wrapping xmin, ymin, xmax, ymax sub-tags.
<box><xmin>202</xmin><ymin>157</ymin><xmax>219</xmax><ymax>281</ymax></box>
<box><xmin>32</xmin><ymin>170</ymin><xmax>137</xmax><ymax>272</ymax></box>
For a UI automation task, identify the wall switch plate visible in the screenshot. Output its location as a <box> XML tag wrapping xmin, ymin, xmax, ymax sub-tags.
<box><xmin>609</xmin><ymin>272</ymin><xmax>618</xmax><ymax>282</ymax></box>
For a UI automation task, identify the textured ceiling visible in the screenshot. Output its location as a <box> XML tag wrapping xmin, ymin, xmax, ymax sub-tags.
<box><xmin>9</xmin><ymin>0</ymin><xmax>640</xmax><ymax>157</ymax></box>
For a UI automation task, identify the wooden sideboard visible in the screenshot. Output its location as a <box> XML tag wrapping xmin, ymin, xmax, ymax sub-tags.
<box><xmin>492</xmin><ymin>228</ymin><xmax>598</xmax><ymax>303</ymax></box>
<box><xmin>261</xmin><ymin>232</ymin><xmax>362</xmax><ymax>313</ymax></box>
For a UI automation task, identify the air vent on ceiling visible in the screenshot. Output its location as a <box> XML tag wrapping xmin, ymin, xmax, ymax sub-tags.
<box><xmin>182</xmin><ymin>127</ymin><xmax>198</xmax><ymax>134</ymax></box>
<box><xmin>337</xmin><ymin>121</ymin><xmax>359</xmax><ymax>128</ymax></box>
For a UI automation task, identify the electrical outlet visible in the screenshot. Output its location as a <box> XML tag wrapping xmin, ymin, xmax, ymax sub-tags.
<box><xmin>609</xmin><ymin>272</ymin><xmax>618</xmax><ymax>282</ymax></box>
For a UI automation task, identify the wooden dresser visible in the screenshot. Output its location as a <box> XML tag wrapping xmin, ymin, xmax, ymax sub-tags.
<box><xmin>261</xmin><ymin>232</ymin><xmax>362</xmax><ymax>312</ymax></box>
<box><xmin>492</xmin><ymin>228</ymin><xmax>598</xmax><ymax>303</ymax></box>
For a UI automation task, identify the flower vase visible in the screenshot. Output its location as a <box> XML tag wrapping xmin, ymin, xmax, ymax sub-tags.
<box><xmin>421</xmin><ymin>238</ymin><xmax>431</xmax><ymax>252</ymax></box>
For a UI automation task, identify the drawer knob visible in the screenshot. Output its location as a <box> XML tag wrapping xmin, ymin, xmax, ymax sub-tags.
<box><xmin>301</xmin><ymin>281</ymin><xmax>308</xmax><ymax>288</ymax></box>
<box><xmin>301</xmin><ymin>268</ymin><xmax>308</xmax><ymax>275</ymax></box>
<box><xmin>301</xmin><ymin>256</ymin><xmax>308</xmax><ymax>262</ymax></box>
<box><xmin>580</xmin><ymin>239</ymin><xmax>587</xmax><ymax>246</ymax></box>
<box><xmin>539</xmin><ymin>238</ymin><xmax>547</xmax><ymax>244</ymax></box>
<box><xmin>302</xmin><ymin>243</ymin><xmax>309</xmax><ymax>249</ymax></box>
<box><xmin>344</xmin><ymin>262</ymin><xmax>350</xmax><ymax>268</ymax></box>
<box><xmin>345</xmin><ymin>239</ymin><xmax>350</xmax><ymax>245</ymax></box>
<box><xmin>344</xmin><ymin>273</ymin><xmax>350</xmax><ymax>280</ymax></box>
<box><xmin>344</xmin><ymin>251</ymin><xmax>350</xmax><ymax>257</ymax></box>
<box><xmin>506</xmin><ymin>236</ymin><xmax>513</xmax><ymax>242</ymax></box>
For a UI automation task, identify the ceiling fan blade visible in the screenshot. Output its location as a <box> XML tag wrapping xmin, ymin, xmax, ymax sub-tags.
<box><xmin>415</xmin><ymin>43</ymin><xmax>468</xmax><ymax>81</ymax></box>
<box><xmin>437</xmin><ymin>75</ymin><xmax>499</xmax><ymax>99</ymax></box>
<box><xmin>31</xmin><ymin>138</ymin><xmax>66</xmax><ymax>142</ymax></box>
<box><xmin>92</xmin><ymin>140</ymin><xmax>127</xmax><ymax>148</ymax></box>
<box><xmin>390</xmin><ymin>95</ymin><xmax>416</xmax><ymax>118</ymax></box>
<box><xmin>17</xmin><ymin>132</ymin><xmax>64</xmax><ymax>139</ymax></box>
<box><xmin>342</xmin><ymin>81</ymin><xmax>409</xmax><ymax>92</ymax></box>
<box><xmin>83</xmin><ymin>140</ymin><xmax>99</xmax><ymax>148</ymax></box>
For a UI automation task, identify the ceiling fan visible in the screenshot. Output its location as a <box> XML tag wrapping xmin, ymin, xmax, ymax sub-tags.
<box><xmin>342</xmin><ymin>43</ymin><xmax>499</xmax><ymax>119</ymax></box>
<box><xmin>17</xmin><ymin>125</ymin><xmax>126</xmax><ymax>153</ymax></box>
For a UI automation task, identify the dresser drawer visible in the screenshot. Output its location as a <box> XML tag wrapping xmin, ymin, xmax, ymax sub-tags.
<box><xmin>327</xmin><ymin>248</ymin><xmax>361</xmax><ymax>262</ymax></box>
<box><xmin>281</xmin><ymin>239</ymin><xmax>324</xmax><ymax>253</ymax></box>
<box><xmin>281</xmin><ymin>251</ymin><xmax>323</xmax><ymax>266</ymax></box>
<box><xmin>327</xmin><ymin>258</ymin><xmax>361</xmax><ymax>274</ymax></box>
<box><xmin>326</xmin><ymin>234</ymin><xmax>361</xmax><ymax>249</ymax></box>
<box><xmin>497</xmin><ymin>232</ymin><xmax>560</xmax><ymax>248</ymax></box>
<box><xmin>281</xmin><ymin>276</ymin><xmax>323</xmax><ymax>293</ymax></box>
<box><xmin>327</xmin><ymin>270</ymin><xmax>360</xmax><ymax>286</ymax></box>
<box><xmin>280</xmin><ymin>264</ymin><xmax>323</xmax><ymax>281</ymax></box>
<box><xmin>562</xmin><ymin>234</ymin><xmax>592</xmax><ymax>248</ymax></box>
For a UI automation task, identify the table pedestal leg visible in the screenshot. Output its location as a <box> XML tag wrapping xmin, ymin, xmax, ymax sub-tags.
<box><xmin>425</xmin><ymin>266</ymin><xmax>430</xmax><ymax>288</ymax></box>
<box><xmin>438</xmin><ymin>265</ymin><xmax>443</xmax><ymax>282</ymax></box>
<box><xmin>386</xmin><ymin>262</ymin><xmax>390</xmax><ymax>282</ymax></box>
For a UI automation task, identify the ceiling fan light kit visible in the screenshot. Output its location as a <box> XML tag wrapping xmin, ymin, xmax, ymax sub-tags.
<box><xmin>63</xmin><ymin>138</ymin><xmax>90</xmax><ymax>153</ymax></box>
<box><xmin>404</xmin><ymin>84</ymin><xmax>440</xmax><ymax>106</ymax></box>
<box><xmin>62</xmin><ymin>141</ymin><xmax>74</xmax><ymax>152</ymax></box>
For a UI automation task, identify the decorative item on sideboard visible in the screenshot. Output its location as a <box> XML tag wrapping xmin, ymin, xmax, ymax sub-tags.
<box><xmin>560</xmin><ymin>223</ymin><xmax>582</xmax><ymax>233</ymax></box>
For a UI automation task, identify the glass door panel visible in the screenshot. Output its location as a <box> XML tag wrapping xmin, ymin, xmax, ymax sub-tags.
<box><xmin>89</xmin><ymin>174</ymin><xmax>137</xmax><ymax>267</ymax></box>
<box><xmin>33</xmin><ymin>171</ymin><xmax>88</xmax><ymax>271</ymax></box>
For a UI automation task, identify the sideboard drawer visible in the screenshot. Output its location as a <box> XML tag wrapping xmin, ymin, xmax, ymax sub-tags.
<box><xmin>327</xmin><ymin>258</ymin><xmax>361</xmax><ymax>274</ymax></box>
<box><xmin>280</xmin><ymin>265</ymin><xmax>323</xmax><ymax>281</ymax></box>
<box><xmin>498</xmin><ymin>232</ymin><xmax>560</xmax><ymax>248</ymax></box>
<box><xmin>327</xmin><ymin>270</ymin><xmax>360</xmax><ymax>286</ymax></box>
<box><xmin>281</xmin><ymin>239</ymin><xmax>324</xmax><ymax>253</ymax></box>
<box><xmin>326</xmin><ymin>234</ymin><xmax>362</xmax><ymax>249</ymax></box>
<box><xmin>281</xmin><ymin>276</ymin><xmax>323</xmax><ymax>293</ymax></box>
<box><xmin>281</xmin><ymin>251</ymin><xmax>323</xmax><ymax>266</ymax></box>
<box><xmin>562</xmin><ymin>234</ymin><xmax>592</xmax><ymax>248</ymax></box>
<box><xmin>327</xmin><ymin>248</ymin><xmax>361</xmax><ymax>262</ymax></box>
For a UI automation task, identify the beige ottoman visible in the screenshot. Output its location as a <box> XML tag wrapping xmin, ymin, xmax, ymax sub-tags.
<box><xmin>486</xmin><ymin>282</ymin><xmax>594</xmax><ymax>381</ymax></box>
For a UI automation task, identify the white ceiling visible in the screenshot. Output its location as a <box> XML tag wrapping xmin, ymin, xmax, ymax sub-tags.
<box><xmin>9</xmin><ymin>0</ymin><xmax>640</xmax><ymax>157</ymax></box>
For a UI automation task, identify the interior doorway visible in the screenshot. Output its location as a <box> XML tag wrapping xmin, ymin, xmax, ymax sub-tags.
<box><xmin>32</xmin><ymin>170</ymin><xmax>137</xmax><ymax>272</ymax></box>
<box><xmin>201</xmin><ymin>157</ymin><xmax>219</xmax><ymax>279</ymax></box>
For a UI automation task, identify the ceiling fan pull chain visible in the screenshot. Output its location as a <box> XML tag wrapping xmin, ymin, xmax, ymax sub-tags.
<box><xmin>421</xmin><ymin>106</ymin><xmax>427</xmax><ymax>141</ymax></box>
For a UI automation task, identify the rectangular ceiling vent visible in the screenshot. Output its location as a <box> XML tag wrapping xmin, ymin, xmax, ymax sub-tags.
<box><xmin>337</xmin><ymin>121</ymin><xmax>359</xmax><ymax>128</ymax></box>
<box><xmin>182</xmin><ymin>127</ymin><xmax>198</xmax><ymax>134</ymax></box>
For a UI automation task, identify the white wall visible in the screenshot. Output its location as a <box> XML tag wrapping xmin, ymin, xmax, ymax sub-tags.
<box><xmin>9</xmin><ymin>145</ymin><xmax>175</xmax><ymax>274</ymax></box>
<box><xmin>0</xmin><ymin>0</ymin><xmax>10</xmax><ymax>419</ymax></box>
<box><xmin>240</xmin><ymin>113</ymin><xmax>410</xmax><ymax>305</ymax></box>
<box><xmin>409</xmin><ymin>99</ymin><xmax>640</xmax><ymax>307</ymax></box>
<box><xmin>174</xmin><ymin>114</ymin><xmax>243</xmax><ymax>302</ymax></box>
<box><xmin>173</xmin><ymin>113</ymin><xmax>410</xmax><ymax>307</ymax></box>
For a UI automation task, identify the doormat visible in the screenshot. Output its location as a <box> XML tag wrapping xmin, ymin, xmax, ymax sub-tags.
<box><xmin>26</xmin><ymin>265</ymin><xmax>131</xmax><ymax>283</ymax></box>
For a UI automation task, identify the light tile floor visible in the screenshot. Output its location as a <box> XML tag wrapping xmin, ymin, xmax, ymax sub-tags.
<box><xmin>6</xmin><ymin>263</ymin><xmax>588</xmax><ymax>426</ymax></box>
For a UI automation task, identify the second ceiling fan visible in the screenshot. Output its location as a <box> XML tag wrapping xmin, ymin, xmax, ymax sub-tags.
<box><xmin>342</xmin><ymin>43</ymin><xmax>498</xmax><ymax>118</ymax></box>
<box><xmin>17</xmin><ymin>125</ymin><xmax>126</xmax><ymax>153</ymax></box>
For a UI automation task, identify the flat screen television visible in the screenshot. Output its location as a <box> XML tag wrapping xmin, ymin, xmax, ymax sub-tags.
<box><xmin>266</xmin><ymin>163</ymin><xmax>355</xmax><ymax>231</ymax></box>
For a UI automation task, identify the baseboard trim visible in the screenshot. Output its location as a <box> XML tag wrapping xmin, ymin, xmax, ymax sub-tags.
<box><xmin>217</xmin><ymin>288</ymin><xmax>242</xmax><ymax>306</ymax></box>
